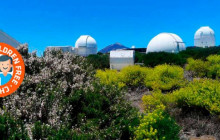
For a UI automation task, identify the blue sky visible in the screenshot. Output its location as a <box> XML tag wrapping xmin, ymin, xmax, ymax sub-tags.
<box><xmin>0</xmin><ymin>0</ymin><xmax>219</xmax><ymax>55</ymax></box>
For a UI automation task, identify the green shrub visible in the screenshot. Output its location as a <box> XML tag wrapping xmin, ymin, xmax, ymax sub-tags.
<box><xmin>120</xmin><ymin>65</ymin><xmax>151</xmax><ymax>86</ymax></box>
<box><xmin>32</xmin><ymin>121</ymin><xmax>92</xmax><ymax>139</ymax></box>
<box><xmin>179</xmin><ymin>47</ymin><xmax>220</xmax><ymax>60</ymax></box>
<box><xmin>186</xmin><ymin>55</ymin><xmax>220</xmax><ymax>79</ymax></box>
<box><xmin>143</xmin><ymin>79</ymin><xmax>220</xmax><ymax>115</ymax></box>
<box><xmin>172</xmin><ymin>79</ymin><xmax>220</xmax><ymax>114</ymax></box>
<box><xmin>142</xmin><ymin>52</ymin><xmax>186</xmax><ymax>67</ymax></box>
<box><xmin>96</xmin><ymin>64</ymin><xmax>185</xmax><ymax>91</ymax></box>
<box><xmin>134</xmin><ymin>109</ymin><xmax>180</xmax><ymax>140</ymax></box>
<box><xmin>142</xmin><ymin>91</ymin><xmax>167</xmax><ymax>112</ymax></box>
<box><xmin>96</xmin><ymin>69</ymin><xmax>125</xmax><ymax>88</ymax></box>
<box><xmin>207</xmin><ymin>55</ymin><xmax>220</xmax><ymax>78</ymax></box>
<box><xmin>61</xmin><ymin>83</ymin><xmax>140</xmax><ymax>139</ymax></box>
<box><xmin>0</xmin><ymin>113</ymin><xmax>29</xmax><ymax>140</ymax></box>
<box><xmin>135</xmin><ymin>47</ymin><xmax>220</xmax><ymax>67</ymax></box>
<box><xmin>145</xmin><ymin>64</ymin><xmax>185</xmax><ymax>91</ymax></box>
<box><xmin>185</xmin><ymin>58</ymin><xmax>209</xmax><ymax>77</ymax></box>
<box><xmin>87</xmin><ymin>54</ymin><xmax>109</xmax><ymax>69</ymax></box>
<box><xmin>30</xmin><ymin>82</ymin><xmax>140</xmax><ymax>139</ymax></box>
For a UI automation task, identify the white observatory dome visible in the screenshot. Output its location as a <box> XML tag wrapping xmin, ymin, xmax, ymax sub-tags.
<box><xmin>146</xmin><ymin>33</ymin><xmax>186</xmax><ymax>53</ymax></box>
<box><xmin>75</xmin><ymin>35</ymin><xmax>97</xmax><ymax>56</ymax></box>
<box><xmin>194</xmin><ymin>26</ymin><xmax>215</xmax><ymax>48</ymax></box>
<box><xmin>75</xmin><ymin>35</ymin><xmax>97</xmax><ymax>48</ymax></box>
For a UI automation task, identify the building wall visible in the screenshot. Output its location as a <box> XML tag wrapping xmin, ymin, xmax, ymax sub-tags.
<box><xmin>194</xmin><ymin>35</ymin><xmax>215</xmax><ymax>48</ymax></box>
<box><xmin>110</xmin><ymin>57</ymin><xmax>134</xmax><ymax>70</ymax></box>
<box><xmin>110</xmin><ymin>50</ymin><xmax>135</xmax><ymax>70</ymax></box>
<box><xmin>75</xmin><ymin>47</ymin><xmax>97</xmax><ymax>56</ymax></box>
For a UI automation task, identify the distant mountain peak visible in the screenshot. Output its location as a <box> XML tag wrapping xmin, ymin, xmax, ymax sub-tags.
<box><xmin>99</xmin><ymin>43</ymin><xmax>129</xmax><ymax>53</ymax></box>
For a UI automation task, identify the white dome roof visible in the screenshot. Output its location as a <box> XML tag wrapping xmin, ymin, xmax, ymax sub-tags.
<box><xmin>194</xmin><ymin>26</ymin><xmax>215</xmax><ymax>48</ymax></box>
<box><xmin>75</xmin><ymin>35</ymin><xmax>97</xmax><ymax>48</ymax></box>
<box><xmin>146</xmin><ymin>33</ymin><xmax>186</xmax><ymax>53</ymax></box>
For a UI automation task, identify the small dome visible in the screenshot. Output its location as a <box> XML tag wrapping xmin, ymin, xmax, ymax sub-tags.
<box><xmin>75</xmin><ymin>35</ymin><xmax>97</xmax><ymax>48</ymax></box>
<box><xmin>194</xmin><ymin>26</ymin><xmax>215</xmax><ymax>48</ymax></box>
<box><xmin>146</xmin><ymin>33</ymin><xmax>186</xmax><ymax>53</ymax></box>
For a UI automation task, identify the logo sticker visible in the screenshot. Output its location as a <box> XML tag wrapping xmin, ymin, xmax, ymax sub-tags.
<box><xmin>0</xmin><ymin>43</ymin><xmax>25</xmax><ymax>97</ymax></box>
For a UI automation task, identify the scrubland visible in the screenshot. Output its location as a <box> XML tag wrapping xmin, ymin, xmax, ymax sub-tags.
<box><xmin>1</xmin><ymin>45</ymin><xmax>220</xmax><ymax>139</ymax></box>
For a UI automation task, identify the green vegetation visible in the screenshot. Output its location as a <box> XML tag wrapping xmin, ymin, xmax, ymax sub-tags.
<box><xmin>0</xmin><ymin>112</ymin><xmax>29</xmax><ymax>140</ymax></box>
<box><xmin>142</xmin><ymin>79</ymin><xmax>220</xmax><ymax>119</ymax></box>
<box><xmin>172</xmin><ymin>79</ymin><xmax>220</xmax><ymax>114</ymax></box>
<box><xmin>1</xmin><ymin>45</ymin><xmax>220</xmax><ymax>139</ymax></box>
<box><xmin>144</xmin><ymin>64</ymin><xmax>185</xmax><ymax>91</ymax></box>
<box><xmin>87</xmin><ymin>53</ymin><xmax>109</xmax><ymax>69</ymax></box>
<box><xmin>120</xmin><ymin>65</ymin><xmax>151</xmax><ymax>87</ymax></box>
<box><xmin>136</xmin><ymin>52</ymin><xmax>186</xmax><ymax>67</ymax></box>
<box><xmin>96</xmin><ymin>64</ymin><xmax>185</xmax><ymax>91</ymax></box>
<box><xmin>1</xmin><ymin>45</ymin><xmax>139</xmax><ymax>139</ymax></box>
<box><xmin>186</xmin><ymin>55</ymin><xmax>220</xmax><ymax>78</ymax></box>
<box><xmin>134</xmin><ymin>109</ymin><xmax>180</xmax><ymax>140</ymax></box>
<box><xmin>135</xmin><ymin>47</ymin><xmax>220</xmax><ymax>67</ymax></box>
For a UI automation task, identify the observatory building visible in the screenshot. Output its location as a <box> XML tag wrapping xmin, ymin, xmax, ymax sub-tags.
<box><xmin>110</xmin><ymin>50</ymin><xmax>135</xmax><ymax>70</ymax></box>
<box><xmin>45</xmin><ymin>35</ymin><xmax>97</xmax><ymax>56</ymax></box>
<box><xmin>74</xmin><ymin>35</ymin><xmax>97</xmax><ymax>56</ymax></box>
<box><xmin>194</xmin><ymin>26</ymin><xmax>215</xmax><ymax>48</ymax></box>
<box><xmin>146</xmin><ymin>33</ymin><xmax>186</xmax><ymax>53</ymax></box>
<box><xmin>0</xmin><ymin>30</ymin><xmax>20</xmax><ymax>48</ymax></box>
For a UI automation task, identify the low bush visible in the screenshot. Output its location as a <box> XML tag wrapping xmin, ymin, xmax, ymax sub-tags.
<box><xmin>185</xmin><ymin>58</ymin><xmax>209</xmax><ymax>77</ymax></box>
<box><xmin>96</xmin><ymin>64</ymin><xmax>185</xmax><ymax>91</ymax></box>
<box><xmin>96</xmin><ymin>69</ymin><xmax>125</xmax><ymax>88</ymax></box>
<box><xmin>120</xmin><ymin>65</ymin><xmax>151</xmax><ymax>86</ymax></box>
<box><xmin>145</xmin><ymin>64</ymin><xmax>185</xmax><ymax>91</ymax></box>
<box><xmin>179</xmin><ymin>46</ymin><xmax>220</xmax><ymax>60</ymax></box>
<box><xmin>0</xmin><ymin>112</ymin><xmax>29</xmax><ymax>140</ymax></box>
<box><xmin>142</xmin><ymin>79</ymin><xmax>220</xmax><ymax>115</ymax></box>
<box><xmin>186</xmin><ymin>54</ymin><xmax>220</xmax><ymax>79</ymax></box>
<box><xmin>87</xmin><ymin>54</ymin><xmax>109</xmax><ymax>69</ymax></box>
<box><xmin>172</xmin><ymin>79</ymin><xmax>220</xmax><ymax>115</ymax></box>
<box><xmin>206</xmin><ymin>55</ymin><xmax>220</xmax><ymax>78</ymax></box>
<box><xmin>134</xmin><ymin>109</ymin><xmax>180</xmax><ymax>140</ymax></box>
<box><xmin>142</xmin><ymin>91</ymin><xmax>166</xmax><ymax>112</ymax></box>
<box><xmin>135</xmin><ymin>47</ymin><xmax>220</xmax><ymax>67</ymax></box>
<box><xmin>141</xmin><ymin>52</ymin><xmax>186</xmax><ymax>67</ymax></box>
<box><xmin>32</xmin><ymin>121</ymin><xmax>92</xmax><ymax>139</ymax></box>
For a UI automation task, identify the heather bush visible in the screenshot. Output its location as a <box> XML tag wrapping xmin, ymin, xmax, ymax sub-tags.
<box><xmin>32</xmin><ymin>121</ymin><xmax>92</xmax><ymax>139</ymax></box>
<box><xmin>0</xmin><ymin>44</ymin><xmax>139</xmax><ymax>139</ymax></box>
<box><xmin>145</xmin><ymin>64</ymin><xmax>185</xmax><ymax>91</ymax></box>
<box><xmin>134</xmin><ymin>109</ymin><xmax>180</xmax><ymax>140</ymax></box>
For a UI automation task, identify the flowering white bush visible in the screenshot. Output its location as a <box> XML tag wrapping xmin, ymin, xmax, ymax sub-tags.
<box><xmin>2</xmin><ymin>44</ymin><xmax>94</xmax><ymax>129</ymax></box>
<box><xmin>0</xmin><ymin>44</ymin><xmax>139</xmax><ymax>139</ymax></box>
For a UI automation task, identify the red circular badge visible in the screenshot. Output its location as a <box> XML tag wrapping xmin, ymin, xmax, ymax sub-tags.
<box><xmin>0</xmin><ymin>43</ymin><xmax>25</xmax><ymax>97</ymax></box>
